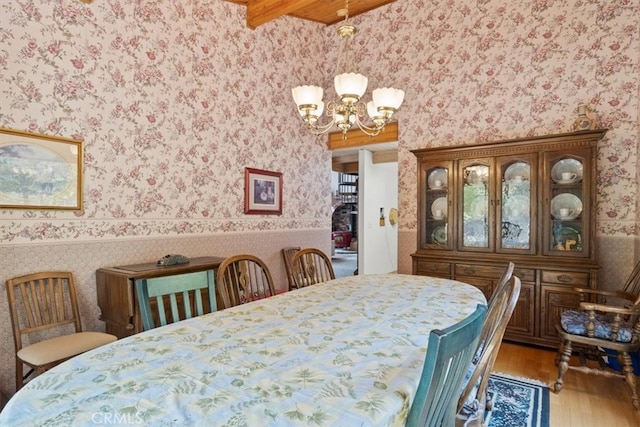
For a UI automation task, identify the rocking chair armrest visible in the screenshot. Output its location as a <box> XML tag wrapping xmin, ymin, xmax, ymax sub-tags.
<box><xmin>572</xmin><ymin>287</ymin><xmax>637</xmax><ymax>304</ymax></box>
<box><xmin>578</xmin><ymin>303</ymin><xmax>640</xmax><ymax>341</ymax></box>
<box><xmin>617</xmin><ymin>291</ymin><xmax>640</xmax><ymax>305</ymax></box>
<box><xmin>579</xmin><ymin>301</ymin><xmax>640</xmax><ymax>316</ymax></box>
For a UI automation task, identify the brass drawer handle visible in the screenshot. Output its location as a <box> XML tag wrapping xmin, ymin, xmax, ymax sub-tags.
<box><xmin>463</xmin><ymin>267</ymin><xmax>475</xmax><ymax>275</ymax></box>
<box><xmin>557</xmin><ymin>274</ymin><xmax>572</xmax><ymax>283</ymax></box>
<box><xmin>428</xmin><ymin>265</ymin><xmax>438</xmax><ymax>272</ymax></box>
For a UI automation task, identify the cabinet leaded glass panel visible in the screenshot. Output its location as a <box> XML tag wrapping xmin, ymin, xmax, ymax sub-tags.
<box><xmin>424</xmin><ymin>166</ymin><xmax>449</xmax><ymax>247</ymax></box>
<box><xmin>462</xmin><ymin>164</ymin><xmax>489</xmax><ymax>248</ymax></box>
<box><xmin>501</xmin><ymin>161</ymin><xmax>531</xmax><ymax>249</ymax></box>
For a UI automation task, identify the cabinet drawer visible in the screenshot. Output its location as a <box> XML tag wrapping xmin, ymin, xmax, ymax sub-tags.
<box><xmin>455</xmin><ymin>264</ymin><xmax>535</xmax><ymax>282</ymax></box>
<box><xmin>455</xmin><ymin>264</ymin><xmax>503</xmax><ymax>278</ymax></box>
<box><xmin>541</xmin><ymin>270</ymin><xmax>589</xmax><ymax>286</ymax></box>
<box><xmin>512</xmin><ymin>268</ymin><xmax>535</xmax><ymax>282</ymax></box>
<box><xmin>415</xmin><ymin>261</ymin><xmax>450</xmax><ymax>277</ymax></box>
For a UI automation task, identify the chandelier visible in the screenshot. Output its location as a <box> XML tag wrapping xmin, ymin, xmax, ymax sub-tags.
<box><xmin>291</xmin><ymin>0</ymin><xmax>404</xmax><ymax>140</ymax></box>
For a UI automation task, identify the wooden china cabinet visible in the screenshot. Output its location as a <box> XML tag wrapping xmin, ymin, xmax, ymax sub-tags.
<box><xmin>411</xmin><ymin>129</ymin><xmax>607</xmax><ymax>348</ymax></box>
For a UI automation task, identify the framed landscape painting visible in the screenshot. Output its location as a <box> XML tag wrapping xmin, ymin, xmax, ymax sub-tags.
<box><xmin>0</xmin><ymin>127</ymin><xmax>83</xmax><ymax>210</ymax></box>
<box><xmin>244</xmin><ymin>167</ymin><xmax>282</xmax><ymax>215</ymax></box>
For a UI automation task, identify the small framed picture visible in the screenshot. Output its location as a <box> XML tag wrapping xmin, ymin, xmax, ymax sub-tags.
<box><xmin>0</xmin><ymin>127</ymin><xmax>83</xmax><ymax>210</ymax></box>
<box><xmin>244</xmin><ymin>167</ymin><xmax>282</xmax><ymax>215</ymax></box>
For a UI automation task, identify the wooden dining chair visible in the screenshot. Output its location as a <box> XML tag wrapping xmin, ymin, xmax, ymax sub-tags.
<box><xmin>216</xmin><ymin>254</ymin><xmax>276</xmax><ymax>309</ymax></box>
<box><xmin>487</xmin><ymin>262</ymin><xmax>515</xmax><ymax>306</ymax></box>
<box><xmin>290</xmin><ymin>248</ymin><xmax>335</xmax><ymax>289</ymax></box>
<box><xmin>136</xmin><ymin>270</ymin><xmax>216</xmax><ymax>331</ymax></box>
<box><xmin>554</xmin><ymin>260</ymin><xmax>640</xmax><ymax>411</ymax></box>
<box><xmin>281</xmin><ymin>246</ymin><xmax>300</xmax><ymax>291</ymax></box>
<box><xmin>406</xmin><ymin>304</ymin><xmax>488</xmax><ymax>427</ymax></box>
<box><xmin>6</xmin><ymin>271</ymin><xmax>117</xmax><ymax>390</ymax></box>
<box><xmin>457</xmin><ymin>268</ymin><xmax>521</xmax><ymax>426</ymax></box>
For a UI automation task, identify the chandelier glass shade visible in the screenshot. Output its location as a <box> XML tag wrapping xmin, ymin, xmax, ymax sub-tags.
<box><xmin>292</xmin><ymin>5</ymin><xmax>404</xmax><ymax>140</ymax></box>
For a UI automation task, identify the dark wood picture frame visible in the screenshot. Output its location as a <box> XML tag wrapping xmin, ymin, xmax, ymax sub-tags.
<box><xmin>244</xmin><ymin>167</ymin><xmax>282</xmax><ymax>215</ymax></box>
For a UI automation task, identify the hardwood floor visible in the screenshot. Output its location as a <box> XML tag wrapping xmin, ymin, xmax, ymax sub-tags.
<box><xmin>494</xmin><ymin>342</ymin><xmax>640</xmax><ymax>426</ymax></box>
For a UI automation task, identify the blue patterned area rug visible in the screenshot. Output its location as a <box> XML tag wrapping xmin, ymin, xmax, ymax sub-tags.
<box><xmin>486</xmin><ymin>373</ymin><xmax>550</xmax><ymax>427</ymax></box>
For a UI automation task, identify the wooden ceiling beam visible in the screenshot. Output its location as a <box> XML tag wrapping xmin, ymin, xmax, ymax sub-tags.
<box><xmin>226</xmin><ymin>1</ymin><xmax>397</xmax><ymax>28</ymax></box>
<box><xmin>328</xmin><ymin>122</ymin><xmax>398</xmax><ymax>150</ymax></box>
<box><xmin>245</xmin><ymin>0</ymin><xmax>317</xmax><ymax>29</ymax></box>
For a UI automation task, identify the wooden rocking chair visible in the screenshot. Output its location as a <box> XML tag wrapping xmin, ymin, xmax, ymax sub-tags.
<box><xmin>554</xmin><ymin>260</ymin><xmax>640</xmax><ymax>411</ymax></box>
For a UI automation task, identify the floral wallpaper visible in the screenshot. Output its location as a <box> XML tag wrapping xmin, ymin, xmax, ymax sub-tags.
<box><xmin>0</xmin><ymin>0</ymin><xmax>332</xmax><ymax>243</ymax></box>
<box><xmin>370</xmin><ymin>0</ymin><xmax>638</xmax><ymax>238</ymax></box>
<box><xmin>1</xmin><ymin>0</ymin><xmax>637</xmax><ymax>247</ymax></box>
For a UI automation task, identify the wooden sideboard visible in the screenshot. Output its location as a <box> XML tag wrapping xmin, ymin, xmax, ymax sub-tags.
<box><xmin>96</xmin><ymin>256</ymin><xmax>225</xmax><ymax>338</ymax></box>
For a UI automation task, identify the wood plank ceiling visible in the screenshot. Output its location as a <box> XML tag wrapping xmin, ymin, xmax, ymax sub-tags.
<box><xmin>225</xmin><ymin>0</ymin><xmax>396</xmax><ymax>29</ymax></box>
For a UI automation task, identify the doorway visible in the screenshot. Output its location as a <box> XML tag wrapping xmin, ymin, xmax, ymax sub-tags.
<box><xmin>329</xmin><ymin>124</ymin><xmax>399</xmax><ymax>275</ymax></box>
<box><xmin>331</xmin><ymin>172</ymin><xmax>358</xmax><ymax>277</ymax></box>
<box><xmin>331</xmin><ymin>147</ymin><xmax>398</xmax><ymax>275</ymax></box>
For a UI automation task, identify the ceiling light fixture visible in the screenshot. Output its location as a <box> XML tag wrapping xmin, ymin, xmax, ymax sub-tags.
<box><xmin>292</xmin><ymin>0</ymin><xmax>404</xmax><ymax>140</ymax></box>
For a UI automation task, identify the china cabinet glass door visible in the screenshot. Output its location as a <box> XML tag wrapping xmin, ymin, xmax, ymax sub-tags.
<box><xmin>458</xmin><ymin>159</ymin><xmax>494</xmax><ymax>252</ymax></box>
<box><xmin>497</xmin><ymin>155</ymin><xmax>536</xmax><ymax>254</ymax></box>
<box><xmin>422</xmin><ymin>162</ymin><xmax>452</xmax><ymax>249</ymax></box>
<box><xmin>543</xmin><ymin>150</ymin><xmax>592</xmax><ymax>257</ymax></box>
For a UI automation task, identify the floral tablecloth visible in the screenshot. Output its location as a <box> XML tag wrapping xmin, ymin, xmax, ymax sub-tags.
<box><xmin>1</xmin><ymin>273</ymin><xmax>486</xmax><ymax>426</ymax></box>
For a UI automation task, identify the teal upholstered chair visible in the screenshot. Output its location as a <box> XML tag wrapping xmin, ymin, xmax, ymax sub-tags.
<box><xmin>136</xmin><ymin>270</ymin><xmax>216</xmax><ymax>331</ymax></box>
<box><xmin>406</xmin><ymin>303</ymin><xmax>488</xmax><ymax>427</ymax></box>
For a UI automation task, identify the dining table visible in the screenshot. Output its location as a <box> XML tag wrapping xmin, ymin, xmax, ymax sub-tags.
<box><xmin>0</xmin><ymin>273</ymin><xmax>486</xmax><ymax>427</ymax></box>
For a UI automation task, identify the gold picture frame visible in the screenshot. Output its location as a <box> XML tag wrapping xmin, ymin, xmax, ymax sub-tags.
<box><xmin>0</xmin><ymin>127</ymin><xmax>83</xmax><ymax>210</ymax></box>
<box><xmin>244</xmin><ymin>167</ymin><xmax>282</xmax><ymax>215</ymax></box>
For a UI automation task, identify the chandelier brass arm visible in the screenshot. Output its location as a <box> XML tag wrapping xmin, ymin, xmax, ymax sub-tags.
<box><xmin>292</xmin><ymin>0</ymin><xmax>404</xmax><ymax>140</ymax></box>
